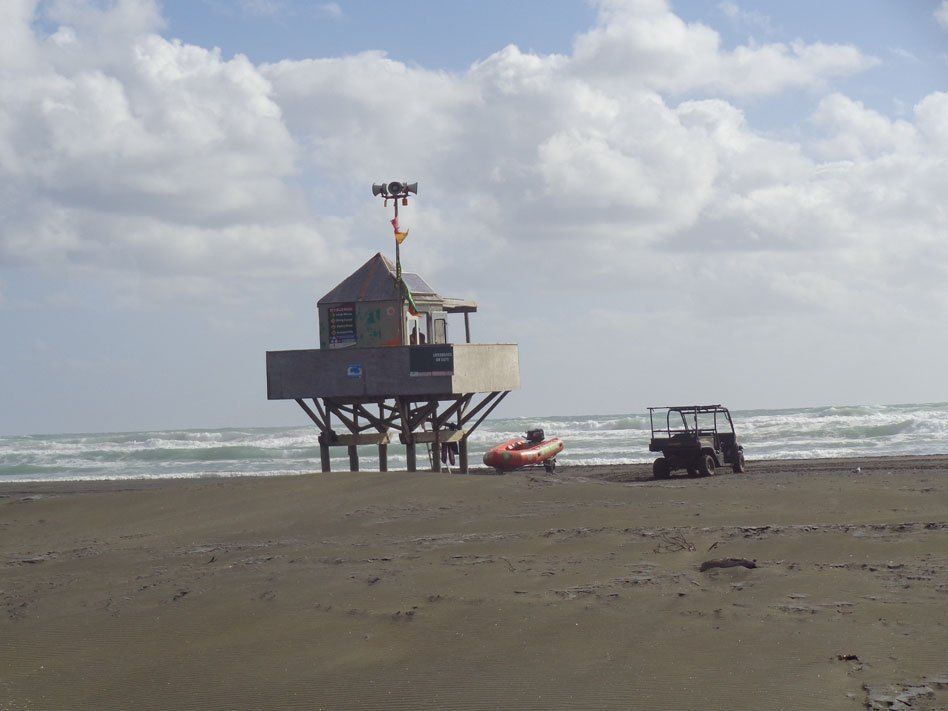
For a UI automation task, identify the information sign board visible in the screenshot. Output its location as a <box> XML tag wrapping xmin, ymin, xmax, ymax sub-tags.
<box><xmin>409</xmin><ymin>345</ymin><xmax>454</xmax><ymax>377</ymax></box>
<box><xmin>327</xmin><ymin>304</ymin><xmax>357</xmax><ymax>349</ymax></box>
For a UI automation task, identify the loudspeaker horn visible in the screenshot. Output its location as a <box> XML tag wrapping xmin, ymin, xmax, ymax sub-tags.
<box><xmin>405</xmin><ymin>182</ymin><xmax>418</xmax><ymax>195</ymax></box>
<box><xmin>372</xmin><ymin>183</ymin><xmax>387</xmax><ymax>196</ymax></box>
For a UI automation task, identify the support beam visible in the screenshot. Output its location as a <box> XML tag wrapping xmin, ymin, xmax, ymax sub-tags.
<box><xmin>403</xmin><ymin>429</ymin><xmax>466</xmax><ymax>444</ymax></box>
<box><xmin>378</xmin><ymin>400</ymin><xmax>389</xmax><ymax>472</ymax></box>
<box><xmin>312</xmin><ymin>398</ymin><xmax>330</xmax><ymax>429</ymax></box>
<box><xmin>434</xmin><ymin>395</ymin><xmax>471</xmax><ymax>430</ymax></box>
<box><xmin>430</xmin><ymin>403</ymin><xmax>440</xmax><ymax>472</ymax></box>
<box><xmin>330</xmin><ymin>432</ymin><xmax>391</xmax><ymax>446</ymax></box>
<box><xmin>409</xmin><ymin>401</ymin><xmax>439</xmax><ymax>431</ymax></box>
<box><xmin>299</xmin><ymin>391</ymin><xmax>509</xmax><ymax>473</ymax></box>
<box><xmin>348</xmin><ymin>412</ymin><xmax>360</xmax><ymax>471</ymax></box>
<box><xmin>458</xmin><ymin>392</ymin><xmax>500</xmax><ymax>429</ymax></box>
<box><xmin>396</xmin><ymin>398</ymin><xmax>412</xmax><ymax>441</ymax></box>
<box><xmin>325</xmin><ymin>402</ymin><xmax>358</xmax><ymax>433</ymax></box>
<box><xmin>295</xmin><ymin>399</ymin><xmax>326</xmax><ymax>433</ymax></box>
<box><xmin>468</xmin><ymin>391</ymin><xmax>510</xmax><ymax>434</ymax></box>
<box><xmin>464</xmin><ymin>312</ymin><xmax>471</xmax><ymax>343</ymax></box>
<box><xmin>459</xmin><ymin>436</ymin><xmax>469</xmax><ymax>474</ymax></box>
<box><xmin>353</xmin><ymin>403</ymin><xmax>387</xmax><ymax>432</ymax></box>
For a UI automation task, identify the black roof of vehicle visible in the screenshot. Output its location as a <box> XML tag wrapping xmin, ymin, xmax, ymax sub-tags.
<box><xmin>648</xmin><ymin>404</ymin><xmax>730</xmax><ymax>412</ymax></box>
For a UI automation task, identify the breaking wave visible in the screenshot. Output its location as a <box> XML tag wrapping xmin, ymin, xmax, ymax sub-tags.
<box><xmin>3</xmin><ymin>402</ymin><xmax>948</xmax><ymax>480</ymax></box>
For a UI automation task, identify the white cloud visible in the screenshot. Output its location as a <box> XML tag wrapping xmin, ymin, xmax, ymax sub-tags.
<box><xmin>0</xmin><ymin>0</ymin><xmax>330</xmax><ymax>295</ymax></box>
<box><xmin>936</xmin><ymin>1</ymin><xmax>948</xmax><ymax>29</ymax></box>
<box><xmin>571</xmin><ymin>0</ymin><xmax>876</xmax><ymax>97</ymax></box>
<box><xmin>1</xmin><ymin>0</ymin><xmax>945</xmax><ymax>332</ymax></box>
<box><xmin>810</xmin><ymin>93</ymin><xmax>919</xmax><ymax>160</ymax></box>
<box><xmin>238</xmin><ymin>0</ymin><xmax>286</xmax><ymax>17</ymax></box>
<box><xmin>889</xmin><ymin>47</ymin><xmax>919</xmax><ymax>63</ymax></box>
<box><xmin>718</xmin><ymin>1</ymin><xmax>775</xmax><ymax>35</ymax></box>
<box><xmin>318</xmin><ymin>2</ymin><xmax>342</xmax><ymax>19</ymax></box>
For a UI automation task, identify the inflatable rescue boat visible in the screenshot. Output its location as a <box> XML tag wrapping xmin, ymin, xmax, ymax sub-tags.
<box><xmin>483</xmin><ymin>429</ymin><xmax>564</xmax><ymax>473</ymax></box>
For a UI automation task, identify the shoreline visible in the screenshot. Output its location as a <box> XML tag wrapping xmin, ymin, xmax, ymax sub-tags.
<box><xmin>3</xmin><ymin>452</ymin><xmax>948</xmax><ymax>490</ymax></box>
<box><xmin>3</xmin><ymin>456</ymin><xmax>947</xmax><ymax>709</ymax></box>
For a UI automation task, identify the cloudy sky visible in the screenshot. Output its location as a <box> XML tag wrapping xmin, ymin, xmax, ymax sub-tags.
<box><xmin>1</xmin><ymin>0</ymin><xmax>947</xmax><ymax>435</ymax></box>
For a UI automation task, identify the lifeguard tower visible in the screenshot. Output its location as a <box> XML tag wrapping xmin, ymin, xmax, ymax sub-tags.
<box><xmin>266</xmin><ymin>181</ymin><xmax>520</xmax><ymax>473</ymax></box>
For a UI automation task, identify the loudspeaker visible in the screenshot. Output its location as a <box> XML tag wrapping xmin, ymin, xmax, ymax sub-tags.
<box><xmin>387</xmin><ymin>181</ymin><xmax>404</xmax><ymax>195</ymax></box>
<box><xmin>372</xmin><ymin>183</ymin><xmax>387</xmax><ymax>196</ymax></box>
<box><xmin>405</xmin><ymin>182</ymin><xmax>418</xmax><ymax>195</ymax></box>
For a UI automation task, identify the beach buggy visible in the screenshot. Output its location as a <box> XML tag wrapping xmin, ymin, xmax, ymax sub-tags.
<box><xmin>648</xmin><ymin>405</ymin><xmax>746</xmax><ymax>479</ymax></box>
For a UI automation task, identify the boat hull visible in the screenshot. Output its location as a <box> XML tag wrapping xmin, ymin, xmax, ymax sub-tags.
<box><xmin>483</xmin><ymin>437</ymin><xmax>565</xmax><ymax>471</ymax></box>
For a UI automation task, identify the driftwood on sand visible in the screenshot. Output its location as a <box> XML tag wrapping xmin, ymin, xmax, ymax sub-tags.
<box><xmin>699</xmin><ymin>558</ymin><xmax>758</xmax><ymax>572</ymax></box>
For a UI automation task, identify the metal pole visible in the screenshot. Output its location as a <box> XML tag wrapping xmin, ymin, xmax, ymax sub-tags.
<box><xmin>394</xmin><ymin>198</ymin><xmax>400</xmax><ymax>276</ymax></box>
<box><xmin>394</xmin><ymin>197</ymin><xmax>407</xmax><ymax>345</ymax></box>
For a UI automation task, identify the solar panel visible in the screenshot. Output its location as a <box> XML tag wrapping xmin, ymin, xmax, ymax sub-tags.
<box><xmin>402</xmin><ymin>273</ymin><xmax>437</xmax><ymax>295</ymax></box>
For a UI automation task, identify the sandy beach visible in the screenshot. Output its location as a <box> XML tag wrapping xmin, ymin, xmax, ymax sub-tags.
<box><xmin>3</xmin><ymin>456</ymin><xmax>947</xmax><ymax>710</ymax></box>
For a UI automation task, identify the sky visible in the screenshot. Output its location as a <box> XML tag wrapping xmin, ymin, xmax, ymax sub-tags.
<box><xmin>1</xmin><ymin>0</ymin><xmax>947</xmax><ymax>435</ymax></box>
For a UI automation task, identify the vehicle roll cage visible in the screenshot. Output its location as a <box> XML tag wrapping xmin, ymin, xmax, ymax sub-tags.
<box><xmin>648</xmin><ymin>404</ymin><xmax>735</xmax><ymax>438</ymax></box>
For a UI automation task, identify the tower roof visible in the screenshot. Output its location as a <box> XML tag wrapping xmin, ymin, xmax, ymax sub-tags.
<box><xmin>318</xmin><ymin>252</ymin><xmax>400</xmax><ymax>305</ymax></box>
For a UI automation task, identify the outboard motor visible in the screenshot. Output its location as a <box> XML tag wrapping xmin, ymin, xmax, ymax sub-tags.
<box><xmin>525</xmin><ymin>428</ymin><xmax>545</xmax><ymax>443</ymax></box>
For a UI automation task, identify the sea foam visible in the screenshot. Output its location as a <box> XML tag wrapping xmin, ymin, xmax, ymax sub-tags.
<box><xmin>3</xmin><ymin>402</ymin><xmax>948</xmax><ymax>481</ymax></box>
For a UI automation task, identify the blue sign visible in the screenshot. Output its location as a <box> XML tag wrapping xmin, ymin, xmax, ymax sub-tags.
<box><xmin>346</xmin><ymin>364</ymin><xmax>363</xmax><ymax>378</ymax></box>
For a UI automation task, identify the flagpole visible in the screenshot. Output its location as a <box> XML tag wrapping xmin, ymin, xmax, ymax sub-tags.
<box><xmin>371</xmin><ymin>180</ymin><xmax>418</xmax><ymax>337</ymax></box>
<box><xmin>394</xmin><ymin>197</ymin><xmax>401</xmax><ymax>280</ymax></box>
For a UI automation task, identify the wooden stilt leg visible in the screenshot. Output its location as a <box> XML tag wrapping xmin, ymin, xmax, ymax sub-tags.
<box><xmin>406</xmin><ymin>443</ymin><xmax>417</xmax><ymax>472</ymax></box>
<box><xmin>349</xmin><ymin>411</ymin><xmax>360</xmax><ymax>472</ymax></box>
<box><xmin>320</xmin><ymin>444</ymin><xmax>331</xmax><ymax>473</ymax></box>
<box><xmin>459</xmin><ymin>436</ymin><xmax>469</xmax><ymax>474</ymax></box>
<box><xmin>377</xmin><ymin>401</ymin><xmax>388</xmax><ymax>472</ymax></box>
<box><xmin>429</xmin><ymin>404</ymin><xmax>440</xmax><ymax>472</ymax></box>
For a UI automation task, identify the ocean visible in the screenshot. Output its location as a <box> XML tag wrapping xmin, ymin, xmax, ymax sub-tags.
<box><xmin>3</xmin><ymin>402</ymin><xmax>948</xmax><ymax>482</ymax></box>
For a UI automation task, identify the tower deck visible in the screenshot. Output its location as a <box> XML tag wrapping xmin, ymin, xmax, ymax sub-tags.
<box><xmin>266</xmin><ymin>343</ymin><xmax>520</xmax><ymax>473</ymax></box>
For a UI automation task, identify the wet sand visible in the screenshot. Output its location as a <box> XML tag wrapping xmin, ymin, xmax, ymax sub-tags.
<box><xmin>2</xmin><ymin>456</ymin><xmax>948</xmax><ymax>710</ymax></box>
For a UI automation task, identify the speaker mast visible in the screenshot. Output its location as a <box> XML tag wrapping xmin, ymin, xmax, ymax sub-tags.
<box><xmin>371</xmin><ymin>181</ymin><xmax>418</xmax><ymax>281</ymax></box>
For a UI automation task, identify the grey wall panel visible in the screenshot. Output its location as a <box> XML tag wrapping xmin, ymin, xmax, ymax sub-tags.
<box><xmin>450</xmin><ymin>344</ymin><xmax>521</xmax><ymax>393</ymax></box>
<box><xmin>267</xmin><ymin>344</ymin><xmax>521</xmax><ymax>400</ymax></box>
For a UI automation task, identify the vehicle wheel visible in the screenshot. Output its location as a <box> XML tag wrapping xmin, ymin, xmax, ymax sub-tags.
<box><xmin>544</xmin><ymin>458</ymin><xmax>556</xmax><ymax>474</ymax></box>
<box><xmin>653</xmin><ymin>457</ymin><xmax>670</xmax><ymax>479</ymax></box>
<box><xmin>698</xmin><ymin>454</ymin><xmax>716</xmax><ymax>477</ymax></box>
<box><xmin>732</xmin><ymin>452</ymin><xmax>746</xmax><ymax>473</ymax></box>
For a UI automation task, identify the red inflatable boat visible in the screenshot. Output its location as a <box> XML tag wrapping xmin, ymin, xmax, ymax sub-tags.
<box><xmin>483</xmin><ymin>430</ymin><xmax>564</xmax><ymax>473</ymax></box>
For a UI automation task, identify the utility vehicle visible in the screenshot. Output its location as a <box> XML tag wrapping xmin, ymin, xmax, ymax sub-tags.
<box><xmin>648</xmin><ymin>405</ymin><xmax>746</xmax><ymax>479</ymax></box>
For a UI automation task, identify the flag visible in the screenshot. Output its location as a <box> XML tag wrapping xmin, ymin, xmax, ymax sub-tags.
<box><xmin>391</xmin><ymin>216</ymin><xmax>409</xmax><ymax>244</ymax></box>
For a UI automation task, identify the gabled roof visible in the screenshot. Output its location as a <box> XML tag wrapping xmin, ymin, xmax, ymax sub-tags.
<box><xmin>318</xmin><ymin>252</ymin><xmax>401</xmax><ymax>305</ymax></box>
